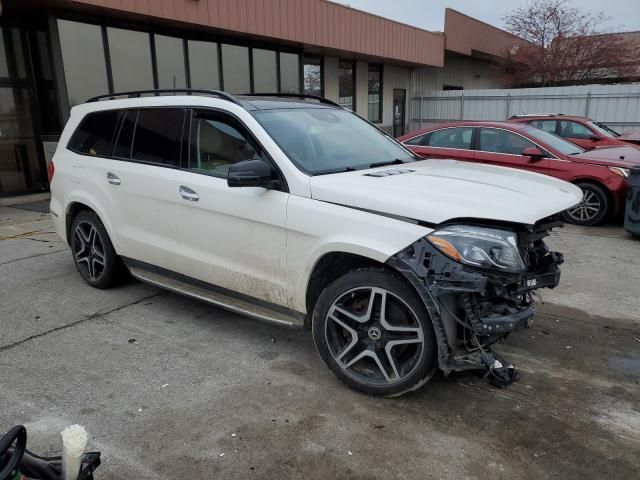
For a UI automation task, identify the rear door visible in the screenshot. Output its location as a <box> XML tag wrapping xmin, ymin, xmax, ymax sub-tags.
<box><xmin>473</xmin><ymin>127</ymin><xmax>550</xmax><ymax>175</ymax></box>
<box><xmin>171</xmin><ymin>108</ymin><xmax>289</xmax><ymax>306</ymax></box>
<box><xmin>558</xmin><ymin>120</ymin><xmax>600</xmax><ymax>150</ymax></box>
<box><xmin>405</xmin><ymin>126</ymin><xmax>476</xmax><ymax>162</ymax></box>
<box><xmin>66</xmin><ymin>108</ymin><xmax>182</xmax><ymax>271</ymax></box>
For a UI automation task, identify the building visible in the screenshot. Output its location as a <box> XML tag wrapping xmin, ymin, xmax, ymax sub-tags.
<box><xmin>0</xmin><ymin>1</ymin><xmax>519</xmax><ymax>199</ymax></box>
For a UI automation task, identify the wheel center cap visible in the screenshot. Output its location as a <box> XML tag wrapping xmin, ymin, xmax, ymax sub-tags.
<box><xmin>368</xmin><ymin>326</ymin><xmax>382</xmax><ymax>341</ymax></box>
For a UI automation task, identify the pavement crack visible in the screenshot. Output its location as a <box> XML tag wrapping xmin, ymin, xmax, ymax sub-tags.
<box><xmin>0</xmin><ymin>292</ymin><xmax>163</xmax><ymax>354</ymax></box>
<box><xmin>0</xmin><ymin>249</ymin><xmax>67</xmax><ymax>267</ymax></box>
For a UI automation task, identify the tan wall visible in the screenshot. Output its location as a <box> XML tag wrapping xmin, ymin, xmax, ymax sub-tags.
<box><xmin>323</xmin><ymin>57</ymin><xmax>339</xmax><ymax>101</ymax></box>
<box><xmin>411</xmin><ymin>55</ymin><xmax>505</xmax><ymax>94</ymax></box>
<box><xmin>70</xmin><ymin>0</ymin><xmax>444</xmax><ymax>67</ymax></box>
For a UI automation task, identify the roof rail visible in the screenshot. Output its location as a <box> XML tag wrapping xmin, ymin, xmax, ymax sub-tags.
<box><xmin>509</xmin><ymin>113</ymin><xmax>565</xmax><ymax>119</ymax></box>
<box><xmin>242</xmin><ymin>92</ymin><xmax>342</xmax><ymax>108</ymax></box>
<box><xmin>85</xmin><ymin>89</ymin><xmax>243</xmax><ymax>106</ymax></box>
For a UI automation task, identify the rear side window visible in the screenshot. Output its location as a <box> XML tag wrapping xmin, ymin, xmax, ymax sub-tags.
<box><xmin>131</xmin><ymin>108</ymin><xmax>185</xmax><ymax>166</ymax></box>
<box><xmin>68</xmin><ymin>110</ymin><xmax>120</xmax><ymax>156</ymax></box>
<box><xmin>427</xmin><ymin>127</ymin><xmax>473</xmax><ymax>149</ymax></box>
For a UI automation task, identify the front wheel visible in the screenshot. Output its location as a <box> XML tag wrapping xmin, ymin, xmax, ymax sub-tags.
<box><xmin>561</xmin><ymin>182</ymin><xmax>610</xmax><ymax>226</ymax></box>
<box><xmin>312</xmin><ymin>268</ymin><xmax>437</xmax><ymax>397</ymax></box>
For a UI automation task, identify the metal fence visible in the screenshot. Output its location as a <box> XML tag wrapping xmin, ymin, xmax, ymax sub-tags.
<box><xmin>410</xmin><ymin>83</ymin><xmax>640</xmax><ymax>134</ymax></box>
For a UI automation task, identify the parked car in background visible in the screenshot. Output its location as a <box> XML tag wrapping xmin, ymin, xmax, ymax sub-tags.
<box><xmin>399</xmin><ymin>121</ymin><xmax>640</xmax><ymax>226</ymax></box>
<box><xmin>509</xmin><ymin>114</ymin><xmax>640</xmax><ymax>150</ymax></box>
<box><xmin>49</xmin><ymin>91</ymin><xmax>582</xmax><ymax>396</ymax></box>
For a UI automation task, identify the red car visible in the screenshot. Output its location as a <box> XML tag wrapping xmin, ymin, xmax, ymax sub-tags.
<box><xmin>509</xmin><ymin>114</ymin><xmax>640</xmax><ymax>150</ymax></box>
<box><xmin>398</xmin><ymin>121</ymin><xmax>640</xmax><ymax>226</ymax></box>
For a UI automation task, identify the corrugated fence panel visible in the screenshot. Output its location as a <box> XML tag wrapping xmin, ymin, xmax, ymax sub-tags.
<box><xmin>410</xmin><ymin>83</ymin><xmax>640</xmax><ymax>134</ymax></box>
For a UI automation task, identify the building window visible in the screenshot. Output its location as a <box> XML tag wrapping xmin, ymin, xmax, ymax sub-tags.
<box><xmin>252</xmin><ymin>48</ymin><xmax>277</xmax><ymax>93</ymax></box>
<box><xmin>279</xmin><ymin>52</ymin><xmax>300</xmax><ymax>93</ymax></box>
<box><xmin>368</xmin><ymin>64</ymin><xmax>382</xmax><ymax>123</ymax></box>
<box><xmin>339</xmin><ymin>60</ymin><xmax>355</xmax><ymax>111</ymax></box>
<box><xmin>107</xmin><ymin>27</ymin><xmax>154</xmax><ymax>92</ymax></box>
<box><xmin>57</xmin><ymin>20</ymin><xmax>109</xmax><ymax>106</ymax></box>
<box><xmin>221</xmin><ymin>44</ymin><xmax>250</xmax><ymax>94</ymax></box>
<box><xmin>155</xmin><ymin>34</ymin><xmax>186</xmax><ymax>89</ymax></box>
<box><xmin>303</xmin><ymin>56</ymin><xmax>323</xmax><ymax>96</ymax></box>
<box><xmin>188</xmin><ymin>40</ymin><xmax>220</xmax><ymax>90</ymax></box>
<box><xmin>443</xmin><ymin>85</ymin><xmax>463</xmax><ymax>91</ymax></box>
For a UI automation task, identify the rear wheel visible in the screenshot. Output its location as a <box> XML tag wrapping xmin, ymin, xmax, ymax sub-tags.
<box><xmin>562</xmin><ymin>182</ymin><xmax>609</xmax><ymax>226</ymax></box>
<box><xmin>312</xmin><ymin>268</ymin><xmax>437</xmax><ymax>396</ymax></box>
<box><xmin>70</xmin><ymin>210</ymin><xmax>122</xmax><ymax>288</ymax></box>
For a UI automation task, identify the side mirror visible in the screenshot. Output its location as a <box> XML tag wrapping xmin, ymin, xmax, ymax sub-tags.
<box><xmin>227</xmin><ymin>159</ymin><xmax>279</xmax><ymax>188</ymax></box>
<box><xmin>589</xmin><ymin>135</ymin><xmax>601</xmax><ymax>142</ymax></box>
<box><xmin>522</xmin><ymin>147</ymin><xmax>546</xmax><ymax>160</ymax></box>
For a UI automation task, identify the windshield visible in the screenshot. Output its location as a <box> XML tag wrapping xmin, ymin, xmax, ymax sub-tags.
<box><xmin>522</xmin><ymin>125</ymin><xmax>585</xmax><ymax>155</ymax></box>
<box><xmin>252</xmin><ymin>107</ymin><xmax>416</xmax><ymax>174</ymax></box>
<box><xmin>589</xmin><ymin>121</ymin><xmax>621</xmax><ymax>138</ymax></box>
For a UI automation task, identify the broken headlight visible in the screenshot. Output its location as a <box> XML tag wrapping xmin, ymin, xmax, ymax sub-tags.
<box><xmin>427</xmin><ymin>225</ymin><xmax>525</xmax><ymax>273</ymax></box>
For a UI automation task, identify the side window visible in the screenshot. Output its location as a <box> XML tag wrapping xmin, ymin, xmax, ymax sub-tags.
<box><xmin>404</xmin><ymin>134</ymin><xmax>427</xmax><ymax>146</ymax></box>
<box><xmin>559</xmin><ymin>121</ymin><xmax>593</xmax><ymax>140</ymax></box>
<box><xmin>427</xmin><ymin>127</ymin><xmax>473</xmax><ymax>149</ymax></box>
<box><xmin>67</xmin><ymin>110</ymin><xmax>120</xmax><ymax>156</ymax></box>
<box><xmin>189</xmin><ymin>111</ymin><xmax>263</xmax><ymax>177</ymax></box>
<box><xmin>112</xmin><ymin>110</ymin><xmax>136</xmax><ymax>159</ymax></box>
<box><xmin>529</xmin><ymin>120</ymin><xmax>557</xmax><ymax>134</ymax></box>
<box><xmin>131</xmin><ymin>108</ymin><xmax>185</xmax><ymax>166</ymax></box>
<box><xmin>479</xmin><ymin>128</ymin><xmax>536</xmax><ymax>155</ymax></box>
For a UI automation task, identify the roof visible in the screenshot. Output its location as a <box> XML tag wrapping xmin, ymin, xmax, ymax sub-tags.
<box><xmin>63</xmin><ymin>0</ymin><xmax>445</xmax><ymax>67</ymax></box>
<box><xmin>443</xmin><ymin>9</ymin><xmax>529</xmax><ymax>60</ymax></box>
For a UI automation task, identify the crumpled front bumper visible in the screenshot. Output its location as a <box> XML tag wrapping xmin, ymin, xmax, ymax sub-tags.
<box><xmin>386</xmin><ymin>219</ymin><xmax>564</xmax><ymax>374</ymax></box>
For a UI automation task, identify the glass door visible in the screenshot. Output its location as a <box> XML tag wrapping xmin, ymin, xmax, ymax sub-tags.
<box><xmin>0</xmin><ymin>26</ymin><xmax>46</xmax><ymax>196</ymax></box>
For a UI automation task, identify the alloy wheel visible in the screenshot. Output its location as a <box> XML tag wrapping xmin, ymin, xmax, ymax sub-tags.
<box><xmin>73</xmin><ymin>221</ymin><xmax>106</xmax><ymax>281</ymax></box>
<box><xmin>325</xmin><ymin>287</ymin><xmax>425</xmax><ymax>386</ymax></box>
<box><xmin>565</xmin><ymin>189</ymin><xmax>602</xmax><ymax>223</ymax></box>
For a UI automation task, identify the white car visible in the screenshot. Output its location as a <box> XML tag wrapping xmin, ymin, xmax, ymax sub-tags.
<box><xmin>49</xmin><ymin>90</ymin><xmax>582</xmax><ymax>396</ymax></box>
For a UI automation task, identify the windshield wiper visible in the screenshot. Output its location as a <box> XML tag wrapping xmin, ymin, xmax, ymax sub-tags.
<box><xmin>368</xmin><ymin>158</ymin><xmax>407</xmax><ymax>169</ymax></box>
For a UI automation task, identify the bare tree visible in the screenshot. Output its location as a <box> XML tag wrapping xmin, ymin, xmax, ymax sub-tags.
<box><xmin>503</xmin><ymin>0</ymin><xmax>635</xmax><ymax>86</ymax></box>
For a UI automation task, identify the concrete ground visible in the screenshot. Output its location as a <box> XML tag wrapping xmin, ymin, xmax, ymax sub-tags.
<box><xmin>1</xmin><ymin>203</ymin><xmax>639</xmax><ymax>480</ymax></box>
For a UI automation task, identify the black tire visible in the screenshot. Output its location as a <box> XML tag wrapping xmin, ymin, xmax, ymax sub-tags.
<box><xmin>561</xmin><ymin>182</ymin><xmax>610</xmax><ymax>226</ymax></box>
<box><xmin>70</xmin><ymin>210</ymin><xmax>123</xmax><ymax>289</ymax></box>
<box><xmin>312</xmin><ymin>268</ymin><xmax>437</xmax><ymax>397</ymax></box>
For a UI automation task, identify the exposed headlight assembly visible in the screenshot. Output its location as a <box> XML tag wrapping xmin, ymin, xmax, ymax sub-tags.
<box><xmin>427</xmin><ymin>225</ymin><xmax>525</xmax><ymax>273</ymax></box>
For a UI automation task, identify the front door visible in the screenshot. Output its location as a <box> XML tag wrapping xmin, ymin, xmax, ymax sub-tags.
<box><xmin>172</xmin><ymin>109</ymin><xmax>289</xmax><ymax>306</ymax></box>
<box><xmin>393</xmin><ymin>89</ymin><xmax>406</xmax><ymax>138</ymax></box>
<box><xmin>0</xmin><ymin>27</ymin><xmax>46</xmax><ymax>196</ymax></box>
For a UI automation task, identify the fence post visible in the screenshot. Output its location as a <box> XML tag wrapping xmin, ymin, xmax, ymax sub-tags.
<box><xmin>460</xmin><ymin>93</ymin><xmax>464</xmax><ymax>120</ymax></box>
<box><xmin>505</xmin><ymin>94</ymin><xmax>511</xmax><ymax>119</ymax></box>
<box><xmin>420</xmin><ymin>96</ymin><xmax>424</xmax><ymax>129</ymax></box>
<box><xmin>585</xmin><ymin>92</ymin><xmax>591</xmax><ymax>117</ymax></box>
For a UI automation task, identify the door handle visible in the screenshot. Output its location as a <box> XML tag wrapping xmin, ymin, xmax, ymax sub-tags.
<box><xmin>107</xmin><ymin>172</ymin><xmax>121</xmax><ymax>185</ymax></box>
<box><xmin>179</xmin><ymin>185</ymin><xmax>199</xmax><ymax>202</ymax></box>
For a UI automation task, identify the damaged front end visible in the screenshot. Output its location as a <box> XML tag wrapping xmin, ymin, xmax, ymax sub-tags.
<box><xmin>387</xmin><ymin>216</ymin><xmax>565</xmax><ymax>387</ymax></box>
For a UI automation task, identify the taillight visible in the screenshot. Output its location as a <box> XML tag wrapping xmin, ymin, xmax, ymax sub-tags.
<box><xmin>47</xmin><ymin>161</ymin><xmax>55</xmax><ymax>183</ymax></box>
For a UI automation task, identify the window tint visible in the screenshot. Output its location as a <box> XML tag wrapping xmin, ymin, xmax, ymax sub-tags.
<box><xmin>368</xmin><ymin>64</ymin><xmax>382</xmax><ymax>123</ymax></box>
<box><xmin>279</xmin><ymin>52</ymin><xmax>300</xmax><ymax>93</ymax></box>
<box><xmin>57</xmin><ymin>20</ymin><xmax>109</xmax><ymax>106</ymax></box>
<box><xmin>529</xmin><ymin>120</ymin><xmax>557</xmax><ymax>134</ymax></box>
<box><xmin>427</xmin><ymin>127</ymin><xmax>473</xmax><ymax>149</ymax></box>
<box><xmin>188</xmin><ymin>40</ymin><xmax>220</xmax><ymax>89</ymax></box>
<box><xmin>68</xmin><ymin>110</ymin><xmax>120</xmax><ymax>156</ymax></box>
<box><xmin>252</xmin><ymin>49</ymin><xmax>277</xmax><ymax>93</ymax></box>
<box><xmin>112</xmin><ymin>110</ymin><xmax>136</xmax><ymax>159</ymax></box>
<box><xmin>131</xmin><ymin>109</ymin><xmax>184</xmax><ymax>165</ymax></box>
<box><xmin>338</xmin><ymin>61</ymin><xmax>355</xmax><ymax>111</ymax></box>
<box><xmin>189</xmin><ymin>111</ymin><xmax>262</xmax><ymax>177</ymax></box>
<box><xmin>559</xmin><ymin>121</ymin><xmax>593</xmax><ymax>139</ymax></box>
<box><xmin>107</xmin><ymin>27</ymin><xmax>154</xmax><ymax>92</ymax></box>
<box><xmin>155</xmin><ymin>34</ymin><xmax>186</xmax><ymax>89</ymax></box>
<box><xmin>404</xmin><ymin>134</ymin><xmax>427</xmax><ymax>146</ymax></box>
<box><xmin>479</xmin><ymin>128</ymin><xmax>536</xmax><ymax>155</ymax></box>
<box><xmin>221</xmin><ymin>44</ymin><xmax>250</xmax><ymax>94</ymax></box>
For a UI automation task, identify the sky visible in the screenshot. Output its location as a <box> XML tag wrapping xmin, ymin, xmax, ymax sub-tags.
<box><xmin>331</xmin><ymin>0</ymin><xmax>640</xmax><ymax>33</ymax></box>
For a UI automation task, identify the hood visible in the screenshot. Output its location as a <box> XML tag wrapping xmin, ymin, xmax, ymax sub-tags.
<box><xmin>309</xmin><ymin>160</ymin><xmax>583</xmax><ymax>226</ymax></box>
<box><xmin>572</xmin><ymin>145</ymin><xmax>640</xmax><ymax>167</ymax></box>
<box><xmin>617</xmin><ymin>131</ymin><xmax>640</xmax><ymax>145</ymax></box>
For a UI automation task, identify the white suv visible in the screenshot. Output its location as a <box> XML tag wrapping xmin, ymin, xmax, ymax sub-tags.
<box><xmin>49</xmin><ymin>91</ymin><xmax>582</xmax><ymax>396</ymax></box>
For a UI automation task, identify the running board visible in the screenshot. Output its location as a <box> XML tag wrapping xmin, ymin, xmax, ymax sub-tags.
<box><xmin>128</xmin><ymin>265</ymin><xmax>305</xmax><ymax>329</ymax></box>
